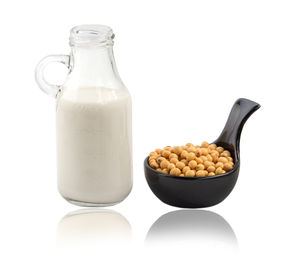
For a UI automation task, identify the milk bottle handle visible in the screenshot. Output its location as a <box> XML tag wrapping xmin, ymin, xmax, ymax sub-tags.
<box><xmin>35</xmin><ymin>55</ymin><xmax>70</xmax><ymax>98</ymax></box>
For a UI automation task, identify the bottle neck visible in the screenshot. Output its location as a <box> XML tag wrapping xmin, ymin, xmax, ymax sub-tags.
<box><xmin>68</xmin><ymin>45</ymin><xmax>121</xmax><ymax>88</ymax></box>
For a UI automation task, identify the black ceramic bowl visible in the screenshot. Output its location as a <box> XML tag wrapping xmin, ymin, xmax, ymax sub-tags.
<box><xmin>144</xmin><ymin>98</ymin><xmax>260</xmax><ymax>208</ymax></box>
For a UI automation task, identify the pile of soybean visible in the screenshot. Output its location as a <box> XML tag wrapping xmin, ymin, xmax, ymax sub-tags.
<box><xmin>148</xmin><ymin>142</ymin><xmax>234</xmax><ymax>177</ymax></box>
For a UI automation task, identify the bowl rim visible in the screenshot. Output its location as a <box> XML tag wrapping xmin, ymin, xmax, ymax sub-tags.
<box><xmin>144</xmin><ymin>156</ymin><xmax>239</xmax><ymax>180</ymax></box>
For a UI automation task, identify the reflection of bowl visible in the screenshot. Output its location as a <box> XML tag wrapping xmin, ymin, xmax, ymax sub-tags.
<box><xmin>57</xmin><ymin>209</ymin><xmax>131</xmax><ymax>247</ymax></box>
<box><xmin>146</xmin><ymin>210</ymin><xmax>237</xmax><ymax>247</ymax></box>
<box><xmin>144</xmin><ymin>98</ymin><xmax>260</xmax><ymax>208</ymax></box>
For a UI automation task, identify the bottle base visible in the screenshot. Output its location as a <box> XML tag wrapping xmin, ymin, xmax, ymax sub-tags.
<box><xmin>63</xmin><ymin>197</ymin><xmax>121</xmax><ymax>207</ymax></box>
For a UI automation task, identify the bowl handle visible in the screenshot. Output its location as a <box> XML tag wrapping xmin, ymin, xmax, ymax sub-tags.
<box><xmin>215</xmin><ymin>98</ymin><xmax>260</xmax><ymax>157</ymax></box>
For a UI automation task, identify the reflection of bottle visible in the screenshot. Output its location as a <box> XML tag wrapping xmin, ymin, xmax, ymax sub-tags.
<box><xmin>35</xmin><ymin>25</ymin><xmax>132</xmax><ymax>206</ymax></box>
<box><xmin>57</xmin><ymin>209</ymin><xmax>131</xmax><ymax>247</ymax></box>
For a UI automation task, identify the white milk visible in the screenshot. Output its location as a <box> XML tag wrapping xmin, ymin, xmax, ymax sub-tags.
<box><xmin>56</xmin><ymin>87</ymin><xmax>132</xmax><ymax>205</ymax></box>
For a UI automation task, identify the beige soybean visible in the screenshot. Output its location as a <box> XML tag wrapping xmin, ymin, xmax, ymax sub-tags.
<box><xmin>173</xmin><ymin>146</ymin><xmax>182</xmax><ymax>155</ymax></box>
<box><xmin>218</xmin><ymin>157</ymin><xmax>228</xmax><ymax>163</ymax></box>
<box><xmin>188</xmin><ymin>160</ymin><xmax>197</xmax><ymax>169</ymax></box>
<box><xmin>196</xmin><ymin>170</ymin><xmax>208</xmax><ymax>177</ymax></box>
<box><xmin>216</xmin><ymin>147</ymin><xmax>224</xmax><ymax>153</ymax></box>
<box><xmin>170</xmin><ymin>168</ymin><xmax>181</xmax><ymax>176</ymax></box>
<box><xmin>169</xmin><ymin>153</ymin><xmax>178</xmax><ymax>159</ymax></box>
<box><xmin>215</xmin><ymin>162</ymin><xmax>224</xmax><ymax>169</ymax></box>
<box><xmin>207</xmin><ymin>166</ymin><xmax>216</xmax><ymax>173</ymax></box>
<box><xmin>196</xmin><ymin>164</ymin><xmax>205</xmax><ymax>171</ymax></box>
<box><xmin>162</xmin><ymin>150</ymin><xmax>171</xmax><ymax>158</ymax></box>
<box><xmin>195</xmin><ymin>157</ymin><xmax>203</xmax><ymax>164</ymax></box>
<box><xmin>160</xmin><ymin>159</ymin><xmax>169</xmax><ymax>169</ymax></box>
<box><xmin>186</xmin><ymin>152</ymin><xmax>196</xmax><ymax>161</ymax></box>
<box><xmin>168</xmin><ymin>163</ymin><xmax>176</xmax><ymax>170</ymax></box>
<box><xmin>182</xmin><ymin>166</ymin><xmax>190</xmax><ymax>174</ymax></box>
<box><xmin>170</xmin><ymin>158</ymin><xmax>178</xmax><ymax>164</ymax></box>
<box><xmin>176</xmin><ymin>161</ymin><xmax>185</xmax><ymax>170</ymax></box>
<box><xmin>223</xmin><ymin>163</ymin><xmax>233</xmax><ymax>171</ymax></box>
<box><xmin>186</xmin><ymin>170</ymin><xmax>196</xmax><ymax>177</ymax></box>
<box><xmin>201</xmin><ymin>141</ymin><xmax>209</xmax><ymax>148</ymax></box>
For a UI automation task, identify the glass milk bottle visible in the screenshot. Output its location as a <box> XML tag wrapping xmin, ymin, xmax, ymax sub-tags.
<box><xmin>35</xmin><ymin>25</ymin><xmax>132</xmax><ymax>206</ymax></box>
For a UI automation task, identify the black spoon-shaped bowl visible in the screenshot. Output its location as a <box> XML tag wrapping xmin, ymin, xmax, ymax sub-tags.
<box><xmin>144</xmin><ymin>98</ymin><xmax>260</xmax><ymax>208</ymax></box>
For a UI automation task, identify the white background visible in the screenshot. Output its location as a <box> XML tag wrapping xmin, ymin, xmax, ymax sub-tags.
<box><xmin>0</xmin><ymin>0</ymin><xmax>299</xmax><ymax>257</ymax></box>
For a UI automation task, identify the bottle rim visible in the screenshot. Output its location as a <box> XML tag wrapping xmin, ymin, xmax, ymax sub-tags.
<box><xmin>69</xmin><ymin>24</ymin><xmax>114</xmax><ymax>47</ymax></box>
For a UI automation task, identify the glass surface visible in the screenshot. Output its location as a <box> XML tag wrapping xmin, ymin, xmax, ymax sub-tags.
<box><xmin>36</xmin><ymin>25</ymin><xmax>132</xmax><ymax>206</ymax></box>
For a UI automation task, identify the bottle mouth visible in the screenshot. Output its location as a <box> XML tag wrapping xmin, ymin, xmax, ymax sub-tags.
<box><xmin>69</xmin><ymin>24</ymin><xmax>114</xmax><ymax>47</ymax></box>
